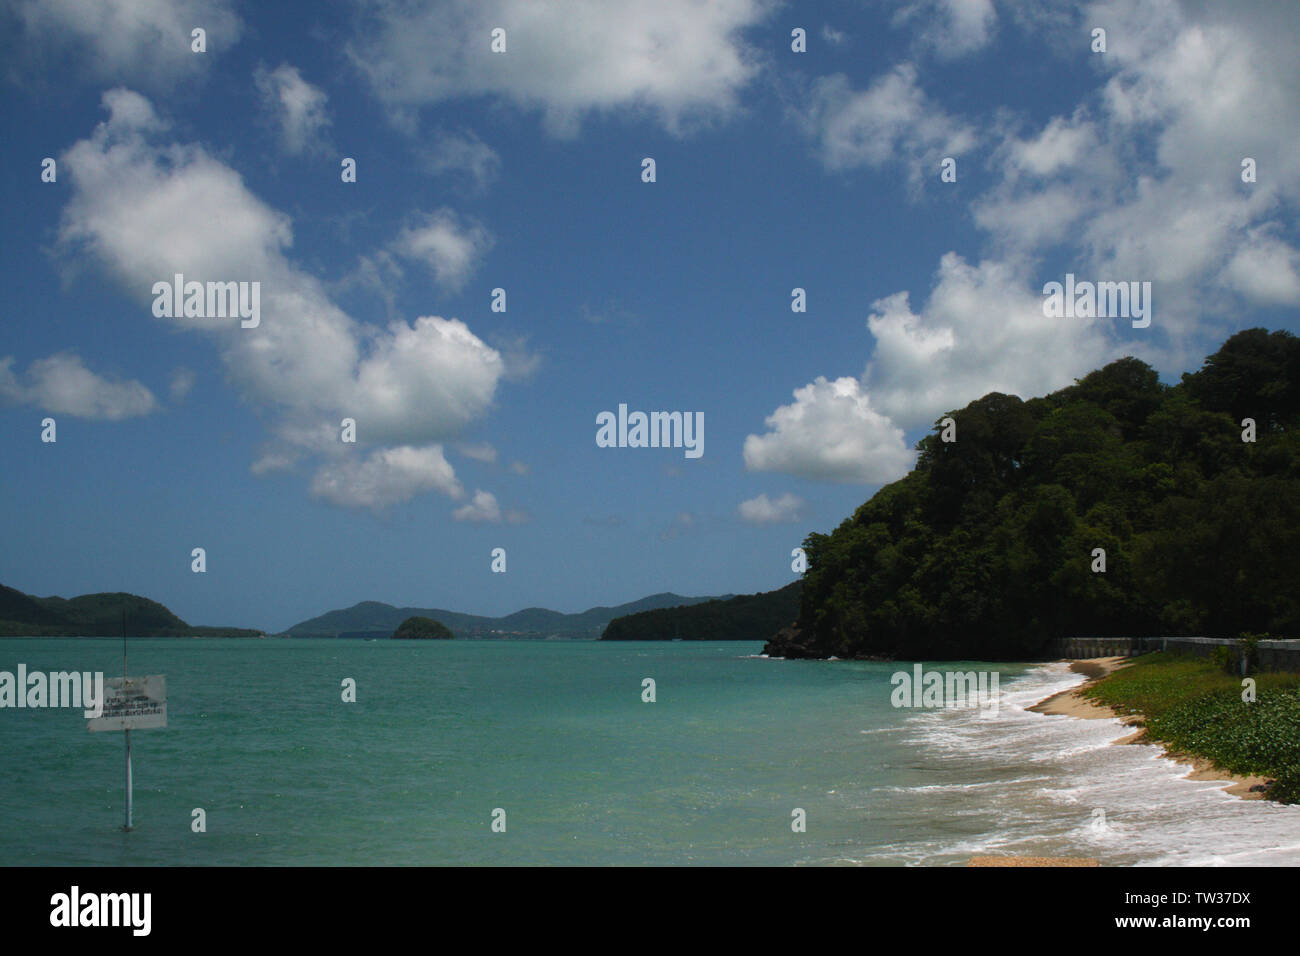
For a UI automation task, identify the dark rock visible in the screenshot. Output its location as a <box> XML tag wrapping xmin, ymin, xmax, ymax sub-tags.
<box><xmin>763</xmin><ymin>623</ymin><xmax>822</xmax><ymax>659</ymax></box>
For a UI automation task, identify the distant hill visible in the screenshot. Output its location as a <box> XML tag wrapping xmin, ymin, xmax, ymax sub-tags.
<box><xmin>601</xmin><ymin>582</ymin><xmax>801</xmax><ymax>641</ymax></box>
<box><xmin>284</xmin><ymin>592</ymin><xmax>726</xmax><ymax>639</ymax></box>
<box><xmin>0</xmin><ymin>583</ymin><xmax>263</xmax><ymax>637</ymax></box>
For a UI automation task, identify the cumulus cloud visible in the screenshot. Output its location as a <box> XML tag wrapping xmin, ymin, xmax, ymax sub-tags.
<box><xmin>737</xmin><ymin>493</ymin><xmax>805</xmax><ymax>525</ymax></box>
<box><xmin>347</xmin><ymin>0</ymin><xmax>774</xmax><ymax>135</ymax></box>
<box><xmin>802</xmin><ymin>65</ymin><xmax>977</xmax><ymax>183</ymax></box>
<box><xmin>863</xmin><ymin>254</ymin><xmax>1118</xmax><ymax>429</ymax></box>
<box><xmin>351</xmin><ymin>316</ymin><xmax>504</xmax><ymax>443</ymax></box>
<box><xmin>1223</xmin><ymin>229</ymin><xmax>1300</xmax><ymax>306</ymax></box>
<box><xmin>56</xmin><ymin>89</ymin><xmax>508</xmax><ymax>509</ymax></box>
<box><xmin>451</xmin><ymin>489</ymin><xmax>527</xmax><ymax>524</ymax></box>
<box><xmin>312</xmin><ymin>445</ymin><xmax>462</xmax><ymax>510</ymax></box>
<box><xmin>743</xmin><ymin>376</ymin><xmax>915</xmax><ymax>484</ymax></box>
<box><xmin>976</xmin><ymin>0</ymin><xmax>1300</xmax><ymax>325</ymax></box>
<box><xmin>0</xmin><ymin>352</ymin><xmax>157</xmax><ymax>419</ymax></box>
<box><xmin>254</xmin><ymin>63</ymin><xmax>331</xmax><ymax>154</ymax></box>
<box><xmin>740</xmin><ymin>252</ymin><xmax>1123</xmax><ymax>486</ymax></box>
<box><xmin>4</xmin><ymin>0</ymin><xmax>241</xmax><ymax>88</ymax></box>
<box><xmin>390</xmin><ymin>209</ymin><xmax>493</xmax><ymax>292</ymax></box>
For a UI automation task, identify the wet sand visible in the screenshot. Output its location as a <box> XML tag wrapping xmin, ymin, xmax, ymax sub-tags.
<box><xmin>1029</xmin><ymin>657</ymin><xmax>1270</xmax><ymax>800</ymax></box>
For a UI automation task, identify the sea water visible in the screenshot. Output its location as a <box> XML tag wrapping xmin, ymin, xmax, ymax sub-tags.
<box><xmin>1</xmin><ymin>638</ymin><xmax>1297</xmax><ymax>866</ymax></box>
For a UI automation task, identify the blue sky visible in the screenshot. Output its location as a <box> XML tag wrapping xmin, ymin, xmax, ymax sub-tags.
<box><xmin>2</xmin><ymin>0</ymin><xmax>1298</xmax><ymax>632</ymax></box>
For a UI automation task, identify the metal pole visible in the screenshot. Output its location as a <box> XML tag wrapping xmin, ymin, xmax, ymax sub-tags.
<box><xmin>122</xmin><ymin>603</ymin><xmax>134</xmax><ymax>831</ymax></box>
<box><xmin>124</xmin><ymin>729</ymin><xmax>133</xmax><ymax>831</ymax></box>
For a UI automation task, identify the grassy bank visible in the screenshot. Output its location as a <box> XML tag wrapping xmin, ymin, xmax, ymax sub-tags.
<box><xmin>1082</xmin><ymin>652</ymin><xmax>1300</xmax><ymax>803</ymax></box>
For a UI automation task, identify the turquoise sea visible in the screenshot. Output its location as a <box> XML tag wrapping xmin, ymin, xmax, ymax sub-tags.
<box><xmin>2</xmin><ymin>638</ymin><xmax>1298</xmax><ymax>866</ymax></box>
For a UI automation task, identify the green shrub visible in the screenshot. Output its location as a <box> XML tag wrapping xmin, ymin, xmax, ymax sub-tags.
<box><xmin>1237</xmin><ymin>632</ymin><xmax>1267</xmax><ymax>674</ymax></box>
<box><xmin>1085</xmin><ymin>652</ymin><xmax>1300</xmax><ymax>804</ymax></box>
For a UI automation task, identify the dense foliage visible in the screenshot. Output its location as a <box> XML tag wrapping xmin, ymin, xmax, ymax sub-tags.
<box><xmin>391</xmin><ymin>615</ymin><xmax>454</xmax><ymax>639</ymax></box>
<box><xmin>1084</xmin><ymin>652</ymin><xmax>1300</xmax><ymax>803</ymax></box>
<box><xmin>767</xmin><ymin>329</ymin><xmax>1300</xmax><ymax>659</ymax></box>
<box><xmin>601</xmin><ymin>582</ymin><xmax>800</xmax><ymax>641</ymax></box>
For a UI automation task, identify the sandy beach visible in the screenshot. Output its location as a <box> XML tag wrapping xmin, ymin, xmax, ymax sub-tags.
<box><xmin>1029</xmin><ymin>657</ymin><xmax>1271</xmax><ymax>800</ymax></box>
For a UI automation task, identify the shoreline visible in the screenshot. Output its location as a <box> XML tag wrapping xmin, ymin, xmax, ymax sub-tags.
<box><xmin>1028</xmin><ymin>657</ymin><xmax>1271</xmax><ymax>801</ymax></box>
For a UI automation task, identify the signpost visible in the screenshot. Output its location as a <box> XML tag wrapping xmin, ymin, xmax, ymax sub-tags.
<box><xmin>88</xmin><ymin>611</ymin><xmax>166</xmax><ymax>831</ymax></box>
<box><xmin>88</xmin><ymin>676</ymin><xmax>167</xmax><ymax>830</ymax></box>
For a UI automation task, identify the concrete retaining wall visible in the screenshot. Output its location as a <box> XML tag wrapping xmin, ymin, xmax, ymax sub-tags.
<box><xmin>1046</xmin><ymin>636</ymin><xmax>1300</xmax><ymax>671</ymax></box>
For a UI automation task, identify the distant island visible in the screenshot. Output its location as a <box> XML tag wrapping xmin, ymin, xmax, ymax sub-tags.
<box><xmin>0</xmin><ymin>583</ymin><xmax>263</xmax><ymax>637</ymax></box>
<box><xmin>601</xmin><ymin>582</ymin><xmax>800</xmax><ymax>641</ymax></box>
<box><xmin>392</xmin><ymin>616</ymin><xmax>453</xmax><ymax>640</ymax></box>
<box><xmin>765</xmin><ymin>329</ymin><xmax>1300</xmax><ymax>661</ymax></box>
<box><xmin>283</xmin><ymin>592</ymin><xmax>728</xmax><ymax>639</ymax></box>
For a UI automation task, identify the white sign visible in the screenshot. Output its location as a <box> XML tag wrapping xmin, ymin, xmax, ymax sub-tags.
<box><xmin>87</xmin><ymin>675</ymin><xmax>167</xmax><ymax>732</ymax></box>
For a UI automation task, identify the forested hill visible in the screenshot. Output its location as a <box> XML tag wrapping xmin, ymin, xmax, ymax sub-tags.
<box><xmin>0</xmin><ymin>584</ymin><xmax>263</xmax><ymax>637</ymax></box>
<box><xmin>601</xmin><ymin>582</ymin><xmax>800</xmax><ymax>641</ymax></box>
<box><xmin>764</xmin><ymin>329</ymin><xmax>1300</xmax><ymax>661</ymax></box>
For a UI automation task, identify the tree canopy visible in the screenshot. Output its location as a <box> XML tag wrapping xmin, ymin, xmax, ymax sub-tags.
<box><xmin>391</xmin><ymin>616</ymin><xmax>454</xmax><ymax>640</ymax></box>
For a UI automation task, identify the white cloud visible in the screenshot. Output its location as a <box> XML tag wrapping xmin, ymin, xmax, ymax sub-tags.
<box><xmin>863</xmin><ymin>254</ymin><xmax>1117</xmax><ymax>429</ymax></box>
<box><xmin>893</xmin><ymin>0</ymin><xmax>997</xmax><ymax>58</ymax></box>
<box><xmin>0</xmin><ymin>352</ymin><xmax>157</xmax><ymax>419</ymax></box>
<box><xmin>254</xmin><ymin>63</ymin><xmax>331</xmax><ymax>154</ymax></box>
<box><xmin>744</xmin><ymin>254</ymin><xmax>1121</xmax><ymax>487</ymax></box>
<box><xmin>348</xmin><ymin>0</ymin><xmax>774</xmax><ymax>136</ymax></box>
<box><xmin>743</xmin><ymin>376</ymin><xmax>915</xmax><ymax>484</ymax></box>
<box><xmin>821</xmin><ymin>25</ymin><xmax>846</xmax><ymax>46</ymax></box>
<box><xmin>250</xmin><ymin>447</ymin><xmax>300</xmax><ymax>476</ymax></box>
<box><xmin>457</xmin><ymin>441</ymin><xmax>498</xmax><ymax>463</ymax></box>
<box><xmin>803</xmin><ymin>65</ymin><xmax>977</xmax><ymax>183</ymax></box>
<box><xmin>492</xmin><ymin>334</ymin><xmax>542</xmax><ymax>383</ymax></box>
<box><xmin>391</xmin><ymin>209</ymin><xmax>493</xmax><ymax>291</ymax></box>
<box><xmin>738</xmin><ymin>493</ymin><xmax>805</xmax><ymax>525</ymax></box>
<box><xmin>424</xmin><ymin>128</ymin><xmax>500</xmax><ymax>190</ymax></box>
<box><xmin>451</xmin><ymin>489</ymin><xmax>499</xmax><ymax>522</ymax></box>
<box><xmin>1223</xmin><ymin>229</ymin><xmax>1300</xmax><ymax>306</ymax></box>
<box><xmin>1003</xmin><ymin>111</ymin><xmax>1101</xmax><ymax>178</ymax></box>
<box><xmin>975</xmin><ymin>0</ymin><xmax>1300</xmax><ymax>327</ymax></box>
<box><xmin>451</xmin><ymin>488</ymin><xmax>527</xmax><ymax>524</ymax></box>
<box><xmin>351</xmin><ymin>316</ymin><xmax>504</xmax><ymax>444</ymax></box>
<box><xmin>168</xmin><ymin>367</ymin><xmax>195</xmax><ymax>402</ymax></box>
<box><xmin>57</xmin><ymin>90</ymin><xmax>508</xmax><ymax>509</ymax></box>
<box><xmin>5</xmin><ymin>0</ymin><xmax>241</xmax><ymax>87</ymax></box>
<box><xmin>312</xmin><ymin>445</ymin><xmax>462</xmax><ymax>511</ymax></box>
